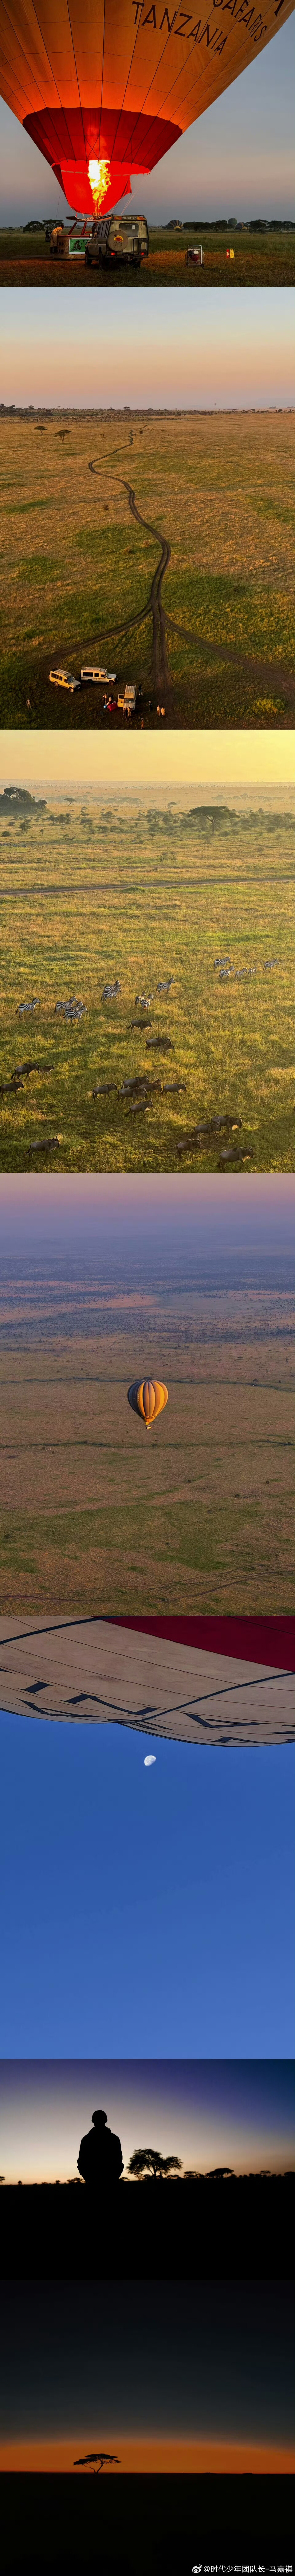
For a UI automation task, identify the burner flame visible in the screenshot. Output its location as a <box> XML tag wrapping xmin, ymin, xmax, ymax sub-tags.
<box><xmin>88</xmin><ymin>157</ymin><xmax>110</xmax><ymax>209</ymax></box>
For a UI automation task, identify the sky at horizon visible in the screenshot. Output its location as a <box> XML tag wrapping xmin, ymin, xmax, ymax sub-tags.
<box><xmin>1</xmin><ymin>286</ymin><xmax>294</xmax><ymax>408</ymax></box>
<box><xmin>0</xmin><ymin>1718</ymin><xmax>294</xmax><ymax>2054</ymax></box>
<box><xmin>2</xmin><ymin>2436</ymin><xmax>294</xmax><ymax>2472</ymax></box>
<box><xmin>0</xmin><ymin>1172</ymin><xmax>293</xmax><ymax>1267</ymax></box>
<box><xmin>0</xmin><ymin>2057</ymin><xmax>293</xmax><ymax>2183</ymax></box>
<box><xmin>1</xmin><ymin>727</ymin><xmax>294</xmax><ymax>792</ymax></box>
<box><xmin>0</xmin><ymin>16</ymin><xmax>294</xmax><ymax>225</ymax></box>
<box><xmin>1</xmin><ymin>2280</ymin><xmax>293</xmax><ymax>2457</ymax></box>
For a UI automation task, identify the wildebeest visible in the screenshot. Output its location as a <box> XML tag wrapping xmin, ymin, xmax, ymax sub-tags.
<box><xmin>213</xmin><ymin>957</ymin><xmax>230</xmax><ymax>971</ymax></box>
<box><xmin>101</xmin><ymin>980</ymin><xmax>120</xmax><ymax>1000</ymax></box>
<box><xmin>15</xmin><ymin>1062</ymin><xmax>54</xmax><ymax>1078</ymax></box>
<box><xmin>28</xmin><ymin>1134</ymin><xmax>61</xmax><ymax>1155</ymax></box>
<box><xmin>130</xmin><ymin>1017</ymin><xmax>153</xmax><ymax>1032</ymax></box>
<box><xmin>0</xmin><ymin>1075</ymin><xmax>25</xmax><ymax>1096</ymax></box>
<box><xmin>92</xmin><ymin>1081</ymin><xmax>117</xmax><ymax>1098</ymax></box>
<box><xmin>218</xmin><ymin>1145</ymin><xmax>254</xmax><ymax>1168</ymax></box>
<box><xmin>163</xmin><ymin>1081</ymin><xmax>186</xmax><ymax>1096</ymax></box>
<box><xmin>118</xmin><ymin>1076</ymin><xmax>148</xmax><ymax>1098</ymax></box>
<box><xmin>146</xmin><ymin>1034</ymin><xmax>173</xmax><ymax>1051</ymax></box>
<box><xmin>210</xmin><ymin>1114</ymin><xmax>242</xmax><ymax>1133</ymax></box>
<box><xmin>125</xmin><ymin>1094</ymin><xmax>150</xmax><ymax>1117</ymax></box>
<box><xmin>176</xmin><ymin>1114</ymin><xmax>242</xmax><ymax>1158</ymax></box>
<box><xmin>156</xmin><ymin>977</ymin><xmax>174</xmax><ymax>994</ymax></box>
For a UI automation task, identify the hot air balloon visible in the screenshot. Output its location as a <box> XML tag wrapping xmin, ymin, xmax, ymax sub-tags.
<box><xmin>0</xmin><ymin>0</ymin><xmax>293</xmax><ymax>221</ymax></box>
<box><xmin>128</xmin><ymin>1377</ymin><xmax>168</xmax><ymax>1426</ymax></box>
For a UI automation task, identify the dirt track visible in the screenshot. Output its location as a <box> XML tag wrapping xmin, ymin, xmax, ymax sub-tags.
<box><xmin>88</xmin><ymin>462</ymin><xmax>294</xmax><ymax>717</ymax></box>
<box><xmin>88</xmin><ymin>462</ymin><xmax>172</xmax><ymax>700</ymax></box>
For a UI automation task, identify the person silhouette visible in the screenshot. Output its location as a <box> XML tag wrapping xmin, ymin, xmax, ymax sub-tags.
<box><xmin>77</xmin><ymin>2108</ymin><xmax>124</xmax><ymax>2189</ymax></box>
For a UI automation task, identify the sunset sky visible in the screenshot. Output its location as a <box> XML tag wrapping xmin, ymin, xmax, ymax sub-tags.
<box><xmin>0</xmin><ymin>2057</ymin><xmax>293</xmax><ymax>2184</ymax></box>
<box><xmin>0</xmin><ymin>15</ymin><xmax>294</xmax><ymax>225</ymax></box>
<box><xmin>1</xmin><ymin>286</ymin><xmax>294</xmax><ymax>408</ymax></box>
<box><xmin>0</xmin><ymin>1169</ymin><xmax>293</xmax><ymax>1260</ymax></box>
<box><xmin>0</xmin><ymin>2279</ymin><xmax>293</xmax><ymax>2472</ymax></box>
<box><xmin>0</xmin><ymin>727</ymin><xmax>294</xmax><ymax>794</ymax></box>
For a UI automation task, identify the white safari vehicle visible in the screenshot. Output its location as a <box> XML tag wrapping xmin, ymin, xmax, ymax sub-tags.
<box><xmin>49</xmin><ymin>668</ymin><xmax>81</xmax><ymax>691</ymax></box>
<box><xmin>81</xmin><ymin>666</ymin><xmax>117</xmax><ymax>683</ymax></box>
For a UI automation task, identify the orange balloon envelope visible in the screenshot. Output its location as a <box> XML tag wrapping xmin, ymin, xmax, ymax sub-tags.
<box><xmin>0</xmin><ymin>0</ymin><xmax>293</xmax><ymax>219</ymax></box>
<box><xmin>128</xmin><ymin>1377</ymin><xmax>168</xmax><ymax>1426</ymax></box>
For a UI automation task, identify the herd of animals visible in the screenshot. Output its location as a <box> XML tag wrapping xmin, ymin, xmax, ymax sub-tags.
<box><xmin>0</xmin><ymin>957</ymin><xmax>281</xmax><ymax>1166</ymax></box>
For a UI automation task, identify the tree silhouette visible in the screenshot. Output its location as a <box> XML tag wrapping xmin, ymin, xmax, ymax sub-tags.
<box><xmin>183</xmin><ymin>2166</ymin><xmax>235</xmax><ymax>2182</ymax></box>
<box><xmin>127</xmin><ymin>2147</ymin><xmax>182</xmax><ymax>2181</ymax></box>
<box><xmin>74</xmin><ymin>2452</ymin><xmax>120</xmax><ymax>2474</ymax></box>
<box><xmin>55</xmin><ymin>429</ymin><xmax>70</xmax><ymax>446</ymax></box>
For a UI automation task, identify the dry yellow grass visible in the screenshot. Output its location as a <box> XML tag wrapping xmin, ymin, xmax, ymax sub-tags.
<box><xmin>1</xmin><ymin>410</ymin><xmax>294</xmax><ymax>727</ymax></box>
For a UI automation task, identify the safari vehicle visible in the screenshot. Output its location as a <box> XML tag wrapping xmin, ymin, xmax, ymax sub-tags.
<box><xmin>117</xmin><ymin>683</ymin><xmax>138</xmax><ymax>716</ymax></box>
<box><xmin>81</xmin><ymin>665</ymin><xmax>117</xmax><ymax>683</ymax></box>
<box><xmin>49</xmin><ymin>667</ymin><xmax>81</xmax><ymax>692</ymax></box>
<box><xmin>85</xmin><ymin>214</ymin><xmax>149</xmax><ymax>268</ymax></box>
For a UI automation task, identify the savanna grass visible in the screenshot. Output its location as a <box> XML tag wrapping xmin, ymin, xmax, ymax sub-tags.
<box><xmin>0</xmin><ymin>411</ymin><xmax>294</xmax><ymax>728</ymax></box>
<box><xmin>0</xmin><ymin>226</ymin><xmax>294</xmax><ymax>288</ymax></box>
<box><xmin>0</xmin><ymin>798</ymin><xmax>294</xmax><ymax>1173</ymax></box>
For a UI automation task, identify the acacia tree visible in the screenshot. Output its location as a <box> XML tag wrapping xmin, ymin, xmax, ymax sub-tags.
<box><xmin>127</xmin><ymin>2147</ymin><xmax>182</xmax><ymax>2181</ymax></box>
<box><xmin>74</xmin><ymin>2452</ymin><xmax>120</xmax><ymax>2474</ymax></box>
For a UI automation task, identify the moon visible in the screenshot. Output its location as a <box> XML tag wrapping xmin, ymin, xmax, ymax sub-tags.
<box><xmin>144</xmin><ymin>1754</ymin><xmax>156</xmax><ymax>1767</ymax></box>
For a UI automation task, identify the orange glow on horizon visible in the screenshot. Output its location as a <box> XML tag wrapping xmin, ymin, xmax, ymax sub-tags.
<box><xmin>1</xmin><ymin>2439</ymin><xmax>294</xmax><ymax>2475</ymax></box>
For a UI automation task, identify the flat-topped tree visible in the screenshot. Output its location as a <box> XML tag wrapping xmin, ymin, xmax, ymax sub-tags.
<box><xmin>74</xmin><ymin>2451</ymin><xmax>120</xmax><ymax>2473</ymax></box>
<box><xmin>128</xmin><ymin>2147</ymin><xmax>182</xmax><ymax>2182</ymax></box>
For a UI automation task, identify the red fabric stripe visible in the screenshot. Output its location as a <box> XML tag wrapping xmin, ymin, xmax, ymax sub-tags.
<box><xmin>110</xmin><ymin>1614</ymin><xmax>295</xmax><ymax>1671</ymax></box>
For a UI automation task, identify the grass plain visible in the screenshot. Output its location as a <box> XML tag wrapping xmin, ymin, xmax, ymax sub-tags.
<box><xmin>0</xmin><ymin>1316</ymin><xmax>293</xmax><ymax>1615</ymax></box>
<box><xmin>1</xmin><ymin>410</ymin><xmax>294</xmax><ymax>729</ymax></box>
<box><xmin>0</xmin><ymin>225</ymin><xmax>294</xmax><ymax>287</ymax></box>
<box><xmin>0</xmin><ymin>798</ymin><xmax>294</xmax><ymax>1173</ymax></box>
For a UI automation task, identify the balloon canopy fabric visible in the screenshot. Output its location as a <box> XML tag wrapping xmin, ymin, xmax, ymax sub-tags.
<box><xmin>128</xmin><ymin>1377</ymin><xmax>168</xmax><ymax>1425</ymax></box>
<box><xmin>0</xmin><ymin>0</ymin><xmax>293</xmax><ymax>217</ymax></box>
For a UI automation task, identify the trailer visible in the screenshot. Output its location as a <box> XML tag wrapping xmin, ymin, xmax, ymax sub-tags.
<box><xmin>50</xmin><ymin>221</ymin><xmax>93</xmax><ymax>258</ymax></box>
<box><xmin>117</xmin><ymin>684</ymin><xmax>138</xmax><ymax>717</ymax></box>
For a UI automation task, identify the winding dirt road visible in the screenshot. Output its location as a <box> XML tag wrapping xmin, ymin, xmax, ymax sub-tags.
<box><xmin>88</xmin><ymin>458</ymin><xmax>293</xmax><ymax>719</ymax></box>
<box><xmin>88</xmin><ymin>461</ymin><xmax>173</xmax><ymax>701</ymax></box>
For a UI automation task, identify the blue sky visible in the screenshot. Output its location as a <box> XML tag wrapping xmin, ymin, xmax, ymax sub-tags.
<box><xmin>0</xmin><ymin>17</ymin><xmax>294</xmax><ymax>225</ymax></box>
<box><xmin>0</xmin><ymin>1710</ymin><xmax>294</xmax><ymax>2055</ymax></box>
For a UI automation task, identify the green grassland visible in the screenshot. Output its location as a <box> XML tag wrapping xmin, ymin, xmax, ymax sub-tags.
<box><xmin>0</xmin><ymin>1323</ymin><xmax>293</xmax><ymax>1614</ymax></box>
<box><xmin>0</xmin><ymin>797</ymin><xmax>294</xmax><ymax>1173</ymax></box>
<box><xmin>0</xmin><ymin>224</ymin><xmax>294</xmax><ymax>287</ymax></box>
<box><xmin>0</xmin><ymin>410</ymin><xmax>294</xmax><ymax>728</ymax></box>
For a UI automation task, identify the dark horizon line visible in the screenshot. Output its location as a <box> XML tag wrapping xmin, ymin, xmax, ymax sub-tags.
<box><xmin>2</xmin><ymin>2168</ymin><xmax>294</xmax><ymax>2186</ymax></box>
<box><xmin>1</xmin><ymin>405</ymin><xmax>294</xmax><ymax>419</ymax></box>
